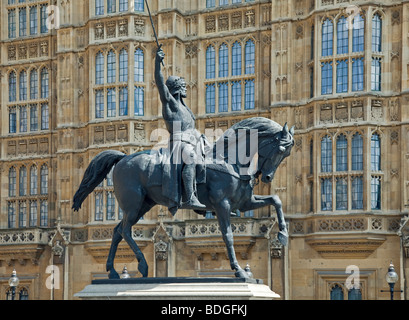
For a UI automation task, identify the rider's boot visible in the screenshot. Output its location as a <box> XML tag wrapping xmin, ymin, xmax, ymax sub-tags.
<box><xmin>182</xmin><ymin>164</ymin><xmax>207</xmax><ymax>210</ymax></box>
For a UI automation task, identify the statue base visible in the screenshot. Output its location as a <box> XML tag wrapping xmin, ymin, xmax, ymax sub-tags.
<box><xmin>74</xmin><ymin>277</ymin><xmax>280</xmax><ymax>300</ymax></box>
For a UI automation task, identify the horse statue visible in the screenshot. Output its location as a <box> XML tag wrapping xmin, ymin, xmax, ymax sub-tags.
<box><xmin>72</xmin><ymin>117</ymin><xmax>294</xmax><ymax>279</ymax></box>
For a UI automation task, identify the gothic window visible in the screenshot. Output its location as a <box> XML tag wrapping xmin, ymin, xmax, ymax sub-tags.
<box><xmin>19</xmin><ymin>201</ymin><xmax>27</xmax><ymax>228</ymax></box>
<box><xmin>19</xmin><ymin>7</ymin><xmax>27</xmax><ymax>37</ymax></box>
<box><xmin>219</xmin><ymin>43</ymin><xmax>228</xmax><ymax>78</ymax></box>
<box><xmin>371</xmin><ymin>177</ymin><xmax>381</xmax><ymax>210</ymax></box>
<box><xmin>322</xmin><ymin>18</ymin><xmax>333</xmax><ymax>57</ymax></box>
<box><xmin>352</xmin><ymin>133</ymin><xmax>363</xmax><ymax>170</ymax></box>
<box><xmin>107</xmin><ymin>88</ymin><xmax>116</xmax><ymax>117</ymax></box>
<box><xmin>41</xmin><ymin>103</ymin><xmax>49</xmax><ymax>130</ymax></box>
<box><xmin>134</xmin><ymin>48</ymin><xmax>144</xmax><ymax>82</ymax></box>
<box><xmin>232</xmin><ymin>81</ymin><xmax>242</xmax><ymax>111</ymax></box>
<box><xmin>30</xmin><ymin>69</ymin><xmax>38</xmax><ymax>99</ymax></box>
<box><xmin>336</xmin><ymin>177</ymin><xmax>347</xmax><ymax>210</ymax></box>
<box><xmin>8</xmin><ymin>9</ymin><xmax>16</xmax><ymax>38</ymax></box>
<box><xmin>336</xmin><ymin>134</ymin><xmax>347</xmax><ymax>171</ymax></box>
<box><xmin>9</xmin><ymin>71</ymin><xmax>17</xmax><ymax>102</ymax></box>
<box><xmin>218</xmin><ymin>82</ymin><xmax>228</xmax><ymax>112</ymax></box>
<box><xmin>107</xmin><ymin>191</ymin><xmax>116</xmax><ymax>220</ymax></box>
<box><xmin>107</xmin><ymin>50</ymin><xmax>116</xmax><ymax>83</ymax></box>
<box><xmin>371</xmin><ymin>58</ymin><xmax>381</xmax><ymax>91</ymax></box>
<box><xmin>30</xmin><ymin>6</ymin><xmax>37</xmax><ymax>35</ymax></box>
<box><xmin>372</xmin><ymin>14</ymin><xmax>382</xmax><ymax>53</ymax></box>
<box><xmin>119</xmin><ymin>87</ymin><xmax>128</xmax><ymax>116</ymax></box>
<box><xmin>206</xmin><ymin>84</ymin><xmax>216</xmax><ymax>113</ymax></box>
<box><xmin>20</xmin><ymin>70</ymin><xmax>27</xmax><ymax>101</ymax></box>
<box><xmin>352</xmin><ymin>15</ymin><xmax>365</xmax><ymax>52</ymax></box>
<box><xmin>245</xmin><ymin>39</ymin><xmax>255</xmax><ymax>75</ymax></box>
<box><xmin>96</xmin><ymin>0</ymin><xmax>104</xmax><ymax>15</ymax></box>
<box><xmin>20</xmin><ymin>106</ymin><xmax>27</xmax><ymax>132</ymax></box>
<box><xmin>206</xmin><ymin>0</ymin><xmax>215</xmax><ymax>8</ymax></box>
<box><xmin>244</xmin><ymin>79</ymin><xmax>255</xmax><ymax>110</ymax></box>
<box><xmin>94</xmin><ymin>168</ymin><xmax>121</xmax><ymax>221</ymax></box>
<box><xmin>40</xmin><ymin>200</ymin><xmax>48</xmax><ymax>227</ymax></box>
<box><xmin>95</xmin><ymin>89</ymin><xmax>104</xmax><ymax>118</ymax></box>
<box><xmin>40</xmin><ymin>68</ymin><xmax>49</xmax><ymax>99</ymax></box>
<box><xmin>351</xmin><ymin>176</ymin><xmax>363</xmax><ymax>209</ymax></box>
<box><xmin>336</xmin><ymin>60</ymin><xmax>348</xmax><ymax>93</ymax></box>
<box><xmin>352</xmin><ymin>57</ymin><xmax>364</xmax><ymax>92</ymax></box>
<box><xmin>232</xmin><ymin>41</ymin><xmax>242</xmax><ymax>76</ymax></box>
<box><xmin>220</xmin><ymin>0</ymin><xmax>228</xmax><ymax>5</ymax></box>
<box><xmin>19</xmin><ymin>166</ymin><xmax>27</xmax><ymax>197</ymax></box>
<box><xmin>330</xmin><ymin>284</ymin><xmax>344</xmax><ymax>300</ymax></box>
<box><xmin>337</xmin><ymin>17</ymin><xmax>348</xmax><ymax>54</ymax></box>
<box><xmin>40</xmin><ymin>5</ymin><xmax>48</xmax><ymax>33</ymax></box>
<box><xmin>19</xmin><ymin>288</ymin><xmax>29</xmax><ymax>300</ymax></box>
<box><xmin>119</xmin><ymin>49</ymin><xmax>128</xmax><ymax>82</ymax></box>
<box><xmin>134</xmin><ymin>86</ymin><xmax>144</xmax><ymax>116</ymax></box>
<box><xmin>96</xmin><ymin>52</ymin><xmax>104</xmax><ymax>84</ymax></box>
<box><xmin>321</xmin><ymin>178</ymin><xmax>332</xmax><ymax>211</ymax></box>
<box><xmin>371</xmin><ymin>133</ymin><xmax>381</xmax><ymax>171</ymax></box>
<box><xmin>9</xmin><ymin>167</ymin><xmax>17</xmax><ymax>197</ymax></box>
<box><xmin>321</xmin><ymin>62</ymin><xmax>333</xmax><ymax>95</ymax></box>
<box><xmin>30</xmin><ymin>105</ymin><xmax>38</xmax><ymax>131</ymax></box>
<box><xmin>9</xmin><ymin>108</ymin><xmax>17</xmax><ymax>133</ymax></box>
<box><xmin>134</xmin><ymin>0</ymin><xmax>144</xmax><ymax>12</ymax></box>
<box><xmin>119</xmin><ymin>0</ymin><xmax>128</xmax><ymax>12</ymax></box>
<box><xmin>95</xmin><ymin>192</ymin><xmax>103</xmax><ymax>221</ymax></box>
<box><xmin>107</xmin><ymin>0</ymin><xmax>116</xmax><ymax>13</ymax></box>
<box><xmin>8</xmin><ymin>202</ymin><xmax>16</xmax><ymax>228</ymax></box>
<box><xmin>206</xmin><ymin>45</ymin><xmax>216</xmax><ymax>79</ymax></box>
<box><xmin>321</xmin><ymin>135</ymin><xmax>332</xmax><ymax>172</ymax></box>
<box><xmin>40</xmin><ymin>165</ymin><xmax>48</xmax><ymax>195</ymax></box>
<box><xmin>29</xmin><ymin>200</ymin><xmax>38</xmax><ymax>227</ymax></box>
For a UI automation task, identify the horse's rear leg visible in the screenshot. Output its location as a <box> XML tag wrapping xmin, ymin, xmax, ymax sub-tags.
<box><xmin>215</xmin><ymin>200</ymin><xmax>248</xmax><ymax>279</ymax></box>
<box><xmin>106</xmin><ymin>221</ymin><xmax>123</xmax><ymax>279</ymax></box>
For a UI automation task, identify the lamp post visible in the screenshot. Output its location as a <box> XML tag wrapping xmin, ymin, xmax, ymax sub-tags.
<box><xmin>384</xmin><ymin>261</ymin><xmax>399</xmax><ymax>300</ymax></box>
<box><xmin>8</xmin><ymin>269</ymin><xmax>19</xmax><ymax>300</ymax></box>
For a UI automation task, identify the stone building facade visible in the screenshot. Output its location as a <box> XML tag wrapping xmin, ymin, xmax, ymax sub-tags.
<box><xmin>0</xmin><ymin>0</ymin><xmax>409</xmax><ymax>300</ymax></box>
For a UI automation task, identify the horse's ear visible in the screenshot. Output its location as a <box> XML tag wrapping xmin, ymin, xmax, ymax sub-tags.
<box><xmin>283</xmin><ymin>122</ymin><xmax>288</xmax><ymax>133</ymax></box>
<box><xmin>290</xmin><ymin>125</ymin><xmax>295</xmax><ymax>136</ymax></box>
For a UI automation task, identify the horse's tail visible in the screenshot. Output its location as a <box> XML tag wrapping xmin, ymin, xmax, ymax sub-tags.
<box><xmin>72</xmin><ymin>150</ymin><xmax>126</xmax><ymax>212</ymax></box>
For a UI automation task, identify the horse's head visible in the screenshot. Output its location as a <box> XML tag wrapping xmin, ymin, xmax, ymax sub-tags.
<box><xmin>258</xmin><ymin>123</ymin><xmax>294</xmax><ymax>184</ymax></box>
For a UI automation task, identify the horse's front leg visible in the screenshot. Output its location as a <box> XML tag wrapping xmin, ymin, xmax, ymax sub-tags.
<box><xmin>215</xmin><ymin>199</ymin><xmax>248</xmax><ymax>279</ymax></box>
<box><xmin>243</xmin><ymin>195</ymin><xmax>288</xmax><ymax>246</ymax></box>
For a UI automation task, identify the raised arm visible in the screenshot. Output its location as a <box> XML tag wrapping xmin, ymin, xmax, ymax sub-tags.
<box><xmin>155</xmin><ymin>48</ymin><xmax>171</xmax><ymax>104</ymax></box>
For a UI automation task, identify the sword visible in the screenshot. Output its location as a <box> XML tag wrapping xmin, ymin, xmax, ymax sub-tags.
<box><xmin>144</xmin><ymin>0</ymin><xmax>164</xmax><ymax>66</ymax></box>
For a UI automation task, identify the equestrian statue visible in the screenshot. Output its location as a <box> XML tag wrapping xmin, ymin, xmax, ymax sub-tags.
<box><xmin>72</xmin><ymin>46</ymin><xmax>294</xmax><ymax>280</ymax></box>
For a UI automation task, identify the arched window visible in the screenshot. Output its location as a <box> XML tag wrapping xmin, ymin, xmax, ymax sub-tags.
<box><xmin>19</xmin><ymin>166</ymin><xmax>27</xmax><ymax>196</ymax></box>
<box><xmin>321</xmin><ymin>135</ymin><xmax>332</xmax><ymax>172</ymax></box>
<box><xmin>119</xmin><ymin>87</ymin><xmax>128</xmax><ymax>116</ymax></box>
<box><xmin>321</xmin><ymin>178</ymin><xmax>332</xmax><ymax>211</ymax></box>
<box><xmin>19</xmin><ymin>70</ymin><xmax>27</xmax><ymax>101</ymax></box>
<box><xmin>134</xmin><ymin>86</ymin><xmax>144</xmax><ymax>116</ymax></box>
<box><xmin>371</xmin><ymin>133</ymin><xmax>381</xmax><ymax>171</ymax></box>
<box><xmin>372</xmin><ymin>14</ymin><xmax>382</xmax><ymax>53</ymax></box>
<box><xmin>40</xmin><ymin>200</ymin><xmax>48</xmax><ymax>226</ymax></box>
<box><xmin>9</xmin><ymin>167</ymin><xmax>17</xmax><ymax>197</ymax></box>
<box><xmin>219</xmin><ymin>43</ymin><xmax>228</xmax><ymax>78</ymax></box>
<box><xmin>206</xmin><ymin>45</ymin><xmax>216</xmax><ymax>79</ymax></box>
<box><xmin>95</xmin><ymin>89</ymin><xmax>104</xmax><ymax>118</ymax></box>
<box><xmin>352</xmin><ymin>133</ymin><xmax>363</xmax><ymax>170</ymax></box>
<box><xmin>218</xmin><ymin>82</ymin><xmax>228</xmax><ymax>112</ymax></box>
<box><xmin>19</xmin><ymin>200</ymin><xmax>27</xmax><ymax>228</ymax></box>
<box><xmin>134</xmin><ymin>48</ymin><xmax>144</xmax><ymax>82</ymax></box>
<box><xmin>107</xmin><ymin>50</ymin><xmax>116</xmax><ymax>83</ymax></box>
<box><xmin>371</xmin><ymin>177</ymin><xmax>381</xmax><ymax>210</ymax></box>
<box><xmin>352</xmin><ymin>176</ymin><xmax>363</xmax><ymax>209</ymax></box>
<box><xmin>119</xmin><ymin>49</ymin><xmax>128</xmax><ymax>82</ymax></box>
<box><xmin>371</xmin><ymin>57</ymin><xmax>381</xmax><ymax>91</ymax></box>
<box><xmin>330</xmin><ymin>284</ymin><xmax>344</xmax><ymax>300</ymax></box>
<box><xmin>352</xmin><ymin>15</ymin><xmax>365</xmax><ymax>52</ymax></box>
<box><xmin>244</xmin><ymin>79</ymin><xmax>255</xmax><ymax>110</ymax></box>
<box><xmin>352</xmin><ymin>57</ymin><xmax>364</xmax><ymax>92</ymax></box>
<box><xmin>232</xmin><ymin>41</ymin><xmax>242</xmax><ymax>76</ymax></box>
<box><xmin>321</xmin><ymin>62</ymin><xmax>333</xmax><ymax>95</ymax></box>
<box><xmin>8</xmin><ymin>202</ymin><xmax>16</xmax><ymax>228</ymax></box>
<box><xmin>336</xmin><ymin>177</ymin><xmax>348</xmax><ymax>210</ymax></box>
<box><xmin>206</xmin><ymin>83</ymin><xmax>215</xmax><ymax>114</ymax></box>
<box><xmin>30</xmin><ymin>69</ymin><xmax>38</xmax><ymax>99</ymax></box>
<box><xmin>30</xmin><ymin>166</ymin><xmax>38</xmax><ymax>195</ymax></box>
<box><xmin>336</xmin><ymin>59</ymin><xmax>348</xmax><ymax>93</ymax></box>
<box><xmin>30</xmin><ymin>200</ymin><xmax>38</xmax><ymax>227</ymax></box>
<box><xmin>336</xmin><ymin>134</ymin><xmax>347</xmax><ymax>171</ymax></box>
<box><xmin>95</xmin><ymin>52</ymin><xmax>104</xmax><ymax>84</ymax></box>
<box><xmin>322</xmin><ymin>18</ymin><xmax>333</xmax><ymax>56</ymax></box>
<box><xmin>245</xmin><ymin>39</ymin><xmax>255</xmax><ymax>75</ymax></box>
<box><xmin>107</xmin><ymin>88</ymin><xmax>116</xmax><ymax>117</ymax></box>
<box><xmin>40</xmin><ymin>165</ymin><xmax>48</xmax><ymax>195</ymax></box>
<box><xmin>40</xmin><ymin>68</ymin><xmax>49</xmax><ymax>98</ymax></box>
<box><xmin>19</xmin><ymin>288</ymin><xmax>29</xmax><ymax>300</ymax></box>
<box><xmin>337</xmin><ymin>17</ymin><xmax>348</xmax><ymax>54</ymax></box>
<box><xmin>231</xmin><ymin>81</ymin><xmax>241</xmax><ymax>111</ymax></box>
<box><xmin>9</xmin><ymin>71</ymin><xmax>17</xmax><ymax>102</ymax></box>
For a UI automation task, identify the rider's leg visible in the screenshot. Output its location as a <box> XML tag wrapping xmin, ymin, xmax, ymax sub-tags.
<box><xmin>182</xmin><ymin>162</ymin><xmax>206</xmax><ymax>209</ymax></box>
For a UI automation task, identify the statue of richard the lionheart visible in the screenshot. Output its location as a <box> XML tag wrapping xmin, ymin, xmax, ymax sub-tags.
<box><xmin>154</xmin><ymin>47</ymin><xmax>208</xmax><ymax>215</ymax></box>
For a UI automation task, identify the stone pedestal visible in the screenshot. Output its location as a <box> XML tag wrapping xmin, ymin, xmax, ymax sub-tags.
<box><xmin>74</xmin><ymin>277</ymin><xmax>280</xmax><ymax>300</ymax></box>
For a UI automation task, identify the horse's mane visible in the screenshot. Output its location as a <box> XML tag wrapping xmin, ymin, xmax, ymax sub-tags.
<box><xmin>212</xmin><ymin>117</ymin><xmax>283</xmax><ymax>156</ymax></box>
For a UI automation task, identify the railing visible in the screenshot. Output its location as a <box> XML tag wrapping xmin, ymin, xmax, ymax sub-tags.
<box><xmin>0</xmin><ymin>228</ymin><xmax>49</xmax><ymax>245</ymax></box>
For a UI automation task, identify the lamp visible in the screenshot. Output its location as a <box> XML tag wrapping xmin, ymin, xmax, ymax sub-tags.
<box><xmin>383</xmin><ymin>261</ymin><xmax>400</xmax><ymax>300</ymax></box>
<box><xmin>8</xmin><ymin>269</ymin><xmax>19</xmax><ymax>300</ymax></box>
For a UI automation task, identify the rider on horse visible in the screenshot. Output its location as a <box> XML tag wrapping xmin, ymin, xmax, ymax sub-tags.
<box><xmin>155</xmin><ymin>47</ymin><xmax>207</xmax><ymax>215</ymax></box>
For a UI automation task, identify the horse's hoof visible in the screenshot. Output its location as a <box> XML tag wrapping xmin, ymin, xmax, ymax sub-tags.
<box><xmin>278</xmin><ymin>231</ymin><xmax>288</xmax><ymax>246</ymax></box>
<box><xmin>234</xmin><ymin>269</ymin><xmax>250</xmax><ymax>279</ymax></box>
<box><xmin>108</xmin><ymin>270</ymin><xmax>120</xmax><ymax>280</ymax></box>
